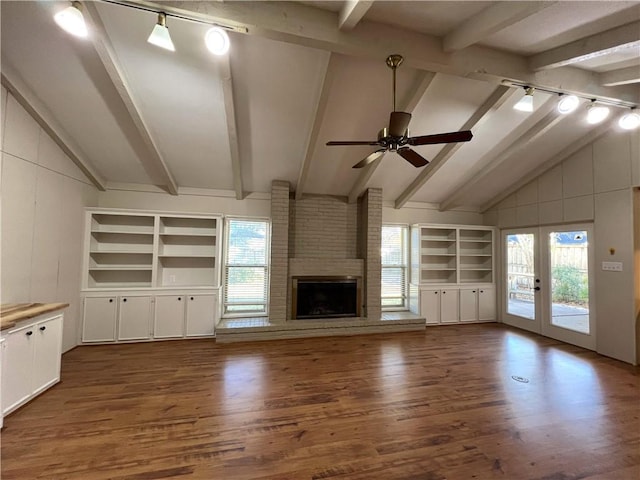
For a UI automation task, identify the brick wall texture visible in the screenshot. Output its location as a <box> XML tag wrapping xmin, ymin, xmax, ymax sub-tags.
<box><xmin>269</xmin><ymin>180</ymin><xmax>290</xmax><ymax>323</ymax></box>
<box><xmin>289</xmin><ymin>195</ymin><xmax>358</xmax><ymax>259</ymax></box>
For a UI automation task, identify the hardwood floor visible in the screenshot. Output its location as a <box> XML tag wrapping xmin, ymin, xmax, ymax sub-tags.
<box><xmin>2</xmin><ymin>324</ymin><xmax>639</xmax><ymax>480</ymax></box>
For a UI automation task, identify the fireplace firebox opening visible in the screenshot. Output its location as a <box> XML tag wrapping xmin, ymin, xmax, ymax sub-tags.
<box><xmin>292</xmin><ymin>276</ymin><xmax>361</xmax><ymax>320</ymax></box>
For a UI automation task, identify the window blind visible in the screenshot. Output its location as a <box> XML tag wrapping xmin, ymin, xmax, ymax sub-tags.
<box><xmin>224</xmin><ymin>219</ymin><xmax>269</xmax><ymax>315</ymax></box>
<box><xmin>381</xmin><ymin>225</ymin><xmax>408</xmax><ymax>309</ymax></box>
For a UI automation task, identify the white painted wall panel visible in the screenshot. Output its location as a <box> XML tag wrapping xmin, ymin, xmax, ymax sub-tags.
<box><xmin>30</xmin><ymin>168</ymin><xmax>63</xmax><ymax>302</ymax></box>
<box><xmin>516</xmin><ymin>204</ymin><xmax>538</xmax><ymax>226</ymax></box>
<box><xmin>1</xmin><ymin>85</ymin><xmax>7</xmax><ymax>149</ymax></box>
<box><xmin>594</xmin><ymin>189</ymin><xmax>635</xmax><ymax>364</ymax></box>
<box><xmin>1</xmin><ymin>91</ymin><xmax>98</xmax><ymax>352</ymax></box>
<box><xmin>498</xmin><ymin>207</ymin><xmax>516</xmax><ymax>228</ymax></box>
<box><xmin>538</xmin><ymin>200</ymin><xmax>563</xmax><ymax>225</ymax></box>
<box><xmin>562</xmin><ymin>146</ymin><xmax>593</xmax><ymax>198</ymax></box>
<box><xmin>3</xmin><ymin>95</ymin><xmax>39</xmax><ymax>163</ymax></box>
<box><xmin>516</xmin><ymin>181</ymin><xmax>538</xmax><ymax>206</ymax></box>
<box><xmin>537</xmin><ymin>165</ymin><xmax>563</xmax><ymax>202</ymax></box>
<box><xmin>593</xmin><ymin>133</ymin><xmax>632</xmax><ymax>193</ymax></box>
<box><xmin>563</xmin><ymin>195</ymin><xmax>594</xmax><ymax>222</ymax></box>
<box><xmin>1</xmin><ymin>153</ymin><xmax>37</xmax><ymax>301</ymax></box>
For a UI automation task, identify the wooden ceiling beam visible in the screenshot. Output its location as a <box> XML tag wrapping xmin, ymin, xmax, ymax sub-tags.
<box><xmin>338</xmin><ymin>1</ymin><xmax>374</xmax><ymax>31</ymax></box>
<box><xmin>219</xmin><ymin>54</ymin><xmax>244</xmax><ymax>200</ymax></box>
<box><xmin>438</xmin><ymin>97</ymin><xmax>565</xmax><ymax>211</ymax></box>
<box><xmin>347</xmin><ymin>70</ymin><xmax>436</xmax><ymax>204</ymax></box>
<box><xmin>0</xmin><ymin>64</ymin><xmax>106</xmax><ymax>191</ymax></box>
<box><xmin>600</xmin><ymin>65</ymin><xmax>640</xmax><ymax>87</ymax></box>
<box><xmin>529</xmin><ymin>20</ymin><xmax>640</xmax><ymax>71</ymax></box>
<box><xmin>295</xmin><ymin>53</ymin><xmax>334</xmax><ymax>201</ymax></box>
<box><xmin>83</xmin><ymin>2</ymin><xmax>179</xmax><ymax>195</ymax></box>
<box><xmin>147</xmin><ymin>0</ymin><xmax>638</xmax><ymax>105</ymax></box>
<box><xmin>393</xmin><ymin>85</ymin><xmax>514</xmax><ymax>209</ymax></box>
<box><xmin>443</xmin><ymin>1</ymin><xmax>556</xmax><ymax>52</ymax></box>
<box><xmin>480</xmin><ymin>122</ymin><xmax>612</xmax><ymax>212</ymax></box>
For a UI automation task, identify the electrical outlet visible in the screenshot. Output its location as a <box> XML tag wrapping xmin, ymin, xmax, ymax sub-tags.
<box><xmin>602</xmin><ymin>261</ymin><xmax>623</xmax><ymax>272</ymax></box>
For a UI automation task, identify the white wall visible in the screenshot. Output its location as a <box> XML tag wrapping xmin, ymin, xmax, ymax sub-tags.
<box><xmin>97</xmin><ymin>189</ymin><xmax>270</xmax><ymax>217</ymax></box>
<box><xmin>383</xmin><ymin>202</ymin><xmax>484</xmax><ymax>225</ymax></box>
<box><xmin>485</xmin><ymin>129</ymin><xmax>638</xmax><ymax>364</ymax></box>
<box><xmin>1</xmin><ymin>87</ymin><xmax>99</xmax><ymax>352</ymax></box>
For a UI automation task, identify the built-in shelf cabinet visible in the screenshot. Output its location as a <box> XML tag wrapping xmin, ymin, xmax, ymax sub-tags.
<box><xmin>83</xmin><ymin>210</ymin><xmax>222</xmax><ymax>290</ymax></box>
<box><xmin>81</xmin><ymin>209</ymin><xmax>222</xmax><ymax>343</ymax></box>
<box><xmin>410</xmin><ymin>224</ymin><xmax>496</xmax><ymax>324</ymax></box>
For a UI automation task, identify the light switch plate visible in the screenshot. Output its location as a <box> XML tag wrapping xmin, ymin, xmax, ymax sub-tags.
<box><xmin>602</xmin><ymin>261</ymin><xmax>623</xmax><ymax>272</ymax></box>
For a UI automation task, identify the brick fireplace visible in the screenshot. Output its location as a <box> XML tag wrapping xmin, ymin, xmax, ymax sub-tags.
<box><xmin>269</xmin><ymin>180</ymin><xmax>381</xmax><ymax>323</ymax></box>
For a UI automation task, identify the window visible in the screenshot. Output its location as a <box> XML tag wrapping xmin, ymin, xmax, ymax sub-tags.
<box><xmin>381</xmin><ymin>225</ymin><xmax>408</xmax><ymax>309</ymax></box>
<box><xmin>224</xmin><ymin>218</ymin><xmax>270</xmax><ymax>315</ymax></box>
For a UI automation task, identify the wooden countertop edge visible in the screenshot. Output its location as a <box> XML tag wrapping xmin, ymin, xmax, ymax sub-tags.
<box><xmin>1</xmin><ymin>303</ymin><xmax>69</xmax><ymax>331</ymax></box>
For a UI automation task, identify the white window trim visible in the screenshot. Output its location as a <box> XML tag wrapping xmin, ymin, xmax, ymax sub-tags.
<box><xmin>381</xmin><ymin>224</ymin><xmax>409</xmax><ymax>311</ymax></box>
<box><xmin>222</xmin><ymin>216</ymin><xmax>271</xmax><ymax>318</ymax></box>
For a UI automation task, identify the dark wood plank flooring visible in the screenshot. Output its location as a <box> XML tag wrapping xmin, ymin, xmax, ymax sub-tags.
<box><xmin>2</xmin><ymin>324</ymin><xmax>639</xmax><ymax>479</ymax></box>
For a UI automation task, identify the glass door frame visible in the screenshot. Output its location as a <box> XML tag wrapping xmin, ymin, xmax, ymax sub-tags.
<box><xmin>501</xmin><ymin>223</ymin><xmax>596</xmax><ymax>351</ymax></box>
<box><xmin>539</xmin><ymin>223</ymin><xmax>596</xmax><ymax>350</ymax></box>
<box><xmin>502</xmin><ymin>227</ymin><xmax>542</xmax><ymax>334</ymax></box>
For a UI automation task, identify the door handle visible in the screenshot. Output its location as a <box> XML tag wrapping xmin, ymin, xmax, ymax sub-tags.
<box><xmin>534</xmin><ymin>286</ymin><xmax>541</xmax><ymax>291</ymax></box>
<box><xmin>40</xmin><ymin>326</ymin><xmax>46</xmax><ymax>331</ymax></box>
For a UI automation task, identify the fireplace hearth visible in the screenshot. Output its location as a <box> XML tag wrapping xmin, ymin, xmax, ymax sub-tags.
<box><xmin>292</xmin><ymin>277</ymin><xmax>361</xmax><ymax>319</ymax></box>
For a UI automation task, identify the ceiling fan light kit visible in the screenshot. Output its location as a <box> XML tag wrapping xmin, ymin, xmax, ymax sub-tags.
<box><xmin>326</xmin><ymin>54</ymin><xmax>473</xmax><ymax>169</ymax></box>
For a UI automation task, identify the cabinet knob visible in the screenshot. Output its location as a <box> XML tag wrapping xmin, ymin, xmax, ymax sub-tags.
<box><xmin>123</xmin><ymin>298</ymin><xmax>127</xmax><ymax>302</ymax></box>
<box><xmin>26</xmin><ymin>331</ymin><xmax>33</xmax><ymax>336</ymax></box>
<box><xmin>40</xmin><ymin>326</ymin><xmax>46</xmax><ymax>331</ymax></box>
<box><xmin>434</xmin><ymin>292</ymin><xmax>438</xmax><ymax>294</ymax></box>
<box><xmin>480</xmin><ymin>290</ymin><xmax>484</xmax><ymax>293</ymax></box>
<box><xmin>109</xmin><ymin>299</ymin><xmax>113</xmax><ymax>303</ymax></box>
<box><xmin>178</xmin><ymin>297</ymin><xmax>182</xmax><ymax>301</ymax></box>
<box><xmin>442</xmin><ymin>291</ymin><xmax>446</xmax><ymax>294</ymax></box>
<box><xmin>190</xmin><ymin>297</ymin><xmax>194</xmax><ymax>301</ymax></box>
<box><xmin>472</xmin><ymin>290</ymin><xmax>476</xmax><ymax>293</ymax></box>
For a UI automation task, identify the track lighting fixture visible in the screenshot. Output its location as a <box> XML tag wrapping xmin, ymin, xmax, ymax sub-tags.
<box><xmin>557</xmin><ymin>95</ymin><xmax>579</xmax><ymax>115</ymax></box>
<box><xmin>513</xmin><ymin>87</ymin><xmax>535</xmax><ymax>112</ymax></box>
<box><xmin>619</xmin><ymin>110</ymin><xmax>640</xmax><ymax>130</ymax></box>
<box><xmin>54</xmin><ymin>1</ymin><xmax>88</xmax><ymax>38</ymax></box>
<box><xmin>205</xmin><ymin>27</ymin><xmax>230</xmax><ymax>55</ymax></box>
<box><xmin>147</xmin><ymin>13</ymin><xmax>175</xmax><ymax>52</ymax></box>
<box><xmin>586</xmin><ymin>102</ymin><xmax>610</xmax><ymax>125</ymax></box>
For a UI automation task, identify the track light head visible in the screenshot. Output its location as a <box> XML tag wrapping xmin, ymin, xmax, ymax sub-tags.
<box><xmin>514</xmin><ymin>87</ymin><xmax>535</xmax><ymax>112</ymax></box>
<box><xmin>619</xmin><ymin>110</ymin><xmax>640</xmax><ymax>130</ymax></box>
<box><xmin>557</xmin><ymin>95</ymin><xmax>579</xmax><ymax>114</ymax></box>
<box><xmin>54</xmin><ymin>1</ymin><xmax>88</xmax><ymax>38</ymax></box>
<box><xmin>586</xmin><ymin>102</ymin><xmax>610</xmax><ymax>124</ymax></box>
<box><xmin>147</xmin><ymin>13</ymin><xmax>175</xmax><ymax>52</ymax></box>
<box><xmin>205</xmin><ymin>27</ymin><xmax>230</xmax><ymax>55</ymax></box>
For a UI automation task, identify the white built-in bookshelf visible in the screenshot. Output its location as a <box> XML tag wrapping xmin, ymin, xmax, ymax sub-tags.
<box><xmin>411</xmin><ymin>225</ymin><xmax>495</xmax><ymax>285</ymax></box>
<box><xmin>84</xmin><ymin>210</ymin><xmax>222</xmax><ymax>290</ymax></box>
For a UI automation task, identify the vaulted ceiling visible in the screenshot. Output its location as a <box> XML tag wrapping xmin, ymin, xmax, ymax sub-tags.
<box><xmin>2</xmin><ymin>1</ymin><xmax>639</xmax><ymax>211</ymax></box>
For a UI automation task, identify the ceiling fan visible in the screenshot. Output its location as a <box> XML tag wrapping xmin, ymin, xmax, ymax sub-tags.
<box><xmin>326</xmin><ymin>54</ymin><xmax>473</xmax><ymax>169</ymax></box>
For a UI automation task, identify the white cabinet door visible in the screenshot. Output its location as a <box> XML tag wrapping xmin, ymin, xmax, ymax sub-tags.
<box><xmin>440</xmin><ymin>289</ymin><xmax>459</xmax><ymax>324</ymax></box>
<box><xmin>459</xmin><ymin>289</ymin><xmax>478</xmax><ymax>323</ymax></box>
<box><xmin>118</xmin><ymin>296</ymin><xmax>152</xmax><ymax>340</ymax></box>
<box><xmin>186</xmin><ymin>295</ymin><xmax>216</xmax><ymax>337</ymax></box>
<box><xmin>2</xmin><ymin>324</ymin><xmax>35</xmax><ymax>414</ymax></box>
<box><xmin>154</xmin><ymin>295</ymin><xmax>185</xmax><ymax>338</ymax></box>
<box><xmin>83</xmin><ymin>297</ymin><xmax>117</xmax><ymax>342</ymax></box>
<box><xmin>421</xmin><ymin>290</ymin><xmax>440</xmax><ymax>325</ymax></box>
<box><xmin>33</xmin><ymin>315</ymin><xmax>63</xmax><ymax>395</ymax></box>
<box><xmin>478</xmin><ymin>287</ymin><xmax>496</xmax><ymax>321</ymax></box>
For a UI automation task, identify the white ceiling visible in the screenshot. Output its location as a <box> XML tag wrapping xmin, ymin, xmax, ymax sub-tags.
<box><xmin>1</xmin><ymin>1</ymin><xmax>639</xmax><ymax>211</ymax></box>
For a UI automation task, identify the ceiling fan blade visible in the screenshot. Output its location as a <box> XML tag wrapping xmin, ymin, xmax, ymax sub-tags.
<box><xmin>327</xmin><ymin>140</ymin><xmax>380</xmax><ymax>146</ymax></box>
<box><xmin>389</xmin><ymin>111</ymin><xmax>411</xmax><ymax>137</ymax></box>
<box><xmin>353</xmin><ymin>149</ymin><xmax>387</xmax><ymax>169</ymax></box>
<box><xmin>408</xmin><ymin>130</ymin><xmax>473</xmax><ymax>146</ymax></box>
<box><xmin>397</xmin><ymin>147</ymin><xmax>429</xmax><ymax>168</ymax></box>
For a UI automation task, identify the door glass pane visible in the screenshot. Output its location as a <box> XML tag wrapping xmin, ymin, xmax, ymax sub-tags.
<box><xmin>549</xmin><ymin>231</ymin><xmax>589</xmax><ymax>334</ymax></box>
<box><xmin>506</xmin><ymin>234</ymin><xmax>536</xmax><ymax>319</ymax></box>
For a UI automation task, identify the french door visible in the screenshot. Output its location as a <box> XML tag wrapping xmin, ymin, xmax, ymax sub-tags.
<box><xmin>502</xmin><ymin>224</ymin><xmax>595</xmax><ymax>350</ymax></box>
